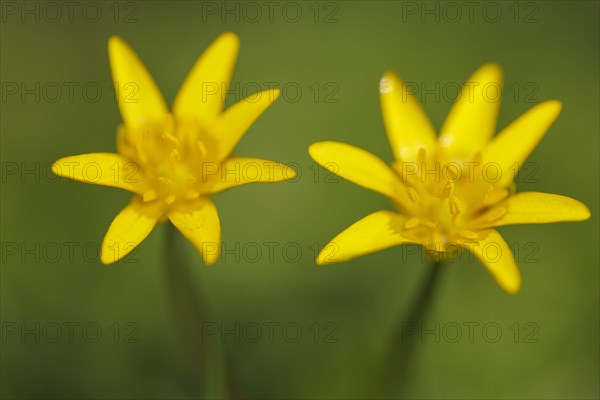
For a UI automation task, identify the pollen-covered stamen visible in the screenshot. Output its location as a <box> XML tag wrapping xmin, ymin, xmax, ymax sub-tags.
<box><xmin>196</xmin><ymin>141</ymin><xmax>208</xmax><ymax>158</ymax></box>
<box><xmin>483</xmin><ymin>206</ymin><xmax>508</xmax><ymax>223</ymax></box>
<box><xmin>449</xmin><ymin>196</ymin><xmax>461</xmax><ymax>216</ymax></box>
<box><xmin>458</xmin><ymin>229</ymin><xmax>478</xmax><ymax>240</ymax></box>
<box><xmin>404</xmin><ymin>217</ymin><xmax>421</xmax><ymax>229</ymax></box>
<box><xmin>482</xmin><ymin>185</ymin><xmax>510</xmax><ymax>207</ymax></box>
<box><xmin>169</xmin><ymin>149</ymin><xmax>181</xmax><ymax>169</ymax></box>
<box><xmin>437</xmin><ymin>180</ymin><xmax>453</xmax><ymax>199</ymax></box>
<box><xmin>143</xmin><ymin>190</ymin><xmax>158</xmax><ymax>202</ymax></box>
<box><xmin>407</xmin><ymin>186</ymin><xmax>423</xmax><ymax>203</ymax></box>
<box><xmin>158</xmin><ymin>176</ymin><xmax>172</xmax><ymax>185</ymax></box>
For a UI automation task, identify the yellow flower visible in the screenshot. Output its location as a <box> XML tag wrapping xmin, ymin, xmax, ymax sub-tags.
<box><xmin>309</xmin><ymin>63</ymin><xmax>590</xmax><ymax>293</ymax></box>
<box><xmin>53</xmin><ymin>33</ymin><xmax>295</xmax><ymax>265</ymax></box>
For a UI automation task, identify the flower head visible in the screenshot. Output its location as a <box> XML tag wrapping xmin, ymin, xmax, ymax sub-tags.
<box><xmin>53</xmin><ymin>33</ymin><xmax>295</xmax><ymax>265</ymax></box>
<box><xmin>309</xmin><ymin>63</ymin><xmax>590</xmax><ymax>293</ymax></box>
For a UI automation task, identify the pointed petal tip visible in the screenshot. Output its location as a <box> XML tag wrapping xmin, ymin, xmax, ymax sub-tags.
<box><xmin>99</xmin><ymin>245</ymin><xmax>117</xmax><ymax>265</ymax></box>
<box><xmin>315</xmin><ymin>253</ymin><xmax>335</xmax><ymax>265</ymax></box>
<box><xmin>214</xmin><ymin>31</ymin><xmax>240</xmax><ymax>53</ymax></box>
<box><xmin>540</xmin><ymin>99</ymin><xmax>563</xmax><ymax>115</ymax></box>
<box><xmin>503</xmin><ymin>279</ymin><xmax>521</xmax><ymax>294</ymax></box>
<box><xmin>50</xmin><ymin>161</ymin><xmax>60</xmax><ymax>176</ymax></box>
<box><xmin>270</xmin><ymin>88</ymin><xmax>281</xmax><ymax>102</ymax></box>
<box><xmin>307</xmin><ymin>141</ymin><xmax>326</xmax><ymax>157</ymax></box>
<box><xmin>575</xmin><ymin>201</ymin><xmax>591</xmax><ymax>220</ymax></box>
<box><xmin>285</xmin><ymin>166</ymin><xmax>297</xmax><ymax>180</ymax></box>
<box><xmin>308</xmin><ymin>140</ymin><xmax>340</xmax><ymax>162</ymax></box>
<box><xmin>219</xmin><ymin>31</ymin><xmax>240</xmax><ymax>43</ymax></box>
<box><xmin>108</xmin><ymin>35</ymin><xmax>130</xmax><ymax>55</ymax></box>
<box><xmin>203</xmin><ymin>256</ymin><xmax>219</xmax><ymax>266</ymax></box>
<box><xmin>380</xmin><ymin>71</ymin><xmax>405</xmax><ymax>94</ymax></box>
<box><xmin>477</xmin><ymin>62</ymin><xmax>503</xmax><ymax>77</ymax></box>
<box><xmin>381</xmin><ymin>70</ymin><xmax>399</xmax><ymax>81</ymax></box>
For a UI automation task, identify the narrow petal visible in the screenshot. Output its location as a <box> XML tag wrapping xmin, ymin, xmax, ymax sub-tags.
<box><xmin>101</xmin><ymin>197</ymin><xmax>164</xmax><ymax>264</ymax></box>
<box><xmin>481</xmin><ymin>101</ymin><xmax>562</xmax><ymax>187</ymax></box>
<box><xmin>478</xmin><ymin>192</ymin><xmax>590</xmax><ymax>228</ymax></box>
<box><xmin>457</xmin><ymin>230</ymin><xmax>521</xmax><ymax>294</ymax></box>
<box><xmin>108</xmin><ymin>36</ymin><xmax>168</xmax><ymax>130</ymax></box>
<box><xmin>202</xmin><ymin>157</ymin><xmax>296</xmax><ymax>195</ymax></box>
<box><xmin>439</xmin><ymin>63</ymin><xmax>503</xmax><ymax>159</ymax></box>
<box><xmin>52</xmin><ymin>153</ymin><xmax>144</xmax><ymax>194</ymax></box>
<box><xmin>316</xmin><ymin>211</ymin><xmax>415</xmax><ymax>264</ymax></box>
<box><xmin>169</xmin><ymin>198</ymin><xmax>221</xmax><ymax>265</ymax></box>
<box><xmin>308</xmin><ymin>141</ymin><xmax>402</xmax><ymax>200</ymax></box>
<box><xmin>210</xmin><ymin>89</ymin><xmax>280</xmax><ymax>162</ymax></box>
<box><xmin>380</xmin><ymin>71</ymin><xmax>437</xmax><ymax>162</ymax></box>
<box><xmin>173</xmin><ymin>32</ymin><xmax>239</xmax><ymax>123</ymax></box>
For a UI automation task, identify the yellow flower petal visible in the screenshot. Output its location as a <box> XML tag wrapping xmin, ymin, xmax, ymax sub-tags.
<box><xmin>457</xmin><ymin>230</ymin><xmax>521</xmax><ymax>294</ymax></box>
<box><xmin>479</xmin><ymin>192</ymin><xmax>590</xmax><ymax>228</ymax></box>
<box><xmin>316</xmin><ymin>211</ymin><xmax>414</xmax><ymax>264</ymax></box>
<box><xmin>101</xmin><ymin>196</ymin><xmax>164</xmax><ymax>264</ymax></box>
<box><xmin>481</xmin><ymin>101</ymin><xmax>562</xmax><ymax>187</ymax></box>
<box><xmin>210</xmin><ymin>89</ymin><xmax>280</xmax><ymax>162</ymax></box>
<box><xmin>439</xmin><ymin>63</ymin><xmax>503</xmax><ymax>159</ymax></box>
<box><xmin>380</xmin><ymin>71</ymin><xmax>437</xmax><ymax>162</ymax></box>
<box><xmin>308</xmin><ymin>141</ymin><xmax>402</xmax><ymax>200</ymax></box>
<box><xmin>52</xmin><ymin>153</ymin><xmax>144</xmax><ymax>194</ymax></box>
<box><xmin>108</xmin><ymin>36</ymin><xmax>168</xmax><ymax>130</ymax></box>
<box><xmin>173</xmin><ymin>32</ymin><xmax>239</xmax><ymax>123</ymax></box>
<box><xmin>203</xmin><ymin>157</ymin><xmax>296</xmax><ymax>195</ymax></box>
<box><xmin>168</xmin><ymin>198</ymin><xmax>221</xmax><ymax>265</ymax></box>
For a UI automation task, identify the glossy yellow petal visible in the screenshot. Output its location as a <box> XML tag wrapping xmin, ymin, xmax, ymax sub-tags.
<box><xmin>481</xmin><ymin>101</ymin><xmax>562</xmax><ymax>187</ymax></box>
<box><xmin>478</xmin><ymin>192</ymin><xmax>590</xmax><ymax>228</ymax></box>
<box><xmin>203</xmin><ymin>157</ymin><xmax>296</xmax><ymax>195</ymax></box>
<box><xmin>108</xmin><ymin>36</ymin><xmax>168</xmax><ymax>130</ymax></box>
<box><xmin>316</xmin><ymin>211</ymin><xmax>414</xmax><ymax>264</ymax></box>
<box><xmin>168</xmin><ymin>198</ymin><xmax>221</xmax><ymax>265</ymax></box>
<box><xmin>173</xmin><ymin>32</ymin><xmax>239</xmax><ymax>123</ymax></box>
<box><xmin>439</xmin><ymin>63</ymin><xmax>503</xmax><ymax>159</ymax></box>
<box><xmin>210</xmin><ymin>89</ymin><xmax>280</xmax><ymax>162</ymax></box>
<box><xmin>380</xmin><ymin>71</ymin><xmax>437</xmax><ymax>162</ymax></box>
<box><xmin>52</xmin><ymin>153</ymin><xmax>144</xmax><ymax>194</ymax></box>
<box><xmin>308</xmin><ymin>141</ymin><xmax>402</xmax><ymax>199</ymax></box>
<box><xmin>458</xmin><ymin>230</ymin><xmax>521</xmax><ymax>294</ymax></box>
<box><xmin>100</xmin><ymin>197</ymin><xmax>165</xmax><ymax>264</ymax></box>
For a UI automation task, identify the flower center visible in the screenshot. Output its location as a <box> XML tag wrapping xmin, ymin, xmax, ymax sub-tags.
<box><xmin>118</xmin><ymin>114</ymin><xmax>216</xmax><ymax>205</ymax></box>
<box><xmin>392</xmin><ymin>148</ymin><xmax>510</xmax><ymax>252</ymax></box>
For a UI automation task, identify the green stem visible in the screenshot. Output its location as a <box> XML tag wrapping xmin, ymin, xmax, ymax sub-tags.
<box><xmin>163</xmin><ymin>223</ymin><xmax>230</xmax><ymax>398</ymax></box>
<box><xmin>380</xmin><ymin>260</ymin><xmax>444</xmax><ymax>395</ymax></box>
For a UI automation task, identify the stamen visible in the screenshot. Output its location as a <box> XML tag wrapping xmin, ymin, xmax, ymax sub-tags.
<box><xmin>169</xmin><ymin>149</ymin><xmax>181</xmax><ymax>168</ymax></box>
<box><xmin>485</xmin><ymin>206</ymin><xmax>507</xmax><ymax>222</ymax></box>
<box><xmin>407</xmin><ymin>187</ymin><xmax>422</xmax><ymax>204</ymax></box>
<box><xmin>158</xmin><ymin>176</ymin><xmax>172</xmax><ymax>185</ymax></box>
<box><xmin>142</xmin><ymin>190</ymin><xmax>158</xmax><ymax>202</ymax></box>
<box><xmin>186</xmin><ymin>176</ymin><xmax>197</xmax><ymax>186</ymax></box>
<box><xmin>458</xmin><ymin>229</ymin><xmax>478</xmax><ymax>240</ymax></box>
<box><xmin>197</xmin><ymin>141</ymin><xmax>208</xmax><ymax>158</ymax></box>
<box><xmin>162</xmin><ymin>131</ymin><xmax>180</xmax><ymax>145</ymax></box>
<box><xmin>449</xmin><ymin>196</ymin><xmax>460</xmax><ymax>215</ymax></box>
<box><xmin>185</xmin><ymin>191</ymin><xmax>200</xmax><ymax>199</ymax></box>
<box><xmin>165</xmin><ymin>195</ymin><xmax>176</xmax><ymax>205</ymax></box>
<box><xmin>417</xmin><ymin>147</ymin><xmax>427</xmax><ymax>164</ymax></box>
<box><xmin>404</xmin><ymin>217</ymin><xmax>421</xmax><ymax>229</ymax></box>
<box><xmin>437</xmin><ymin>181</ymin><xmax>453</xmax><ymax>199</ymax></box>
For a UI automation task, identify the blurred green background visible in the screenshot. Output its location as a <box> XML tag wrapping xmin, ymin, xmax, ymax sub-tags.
<box><xmin>1</xmin><ymin>1</ymin><xmax>598</xmax><ymax>399</ymax></box>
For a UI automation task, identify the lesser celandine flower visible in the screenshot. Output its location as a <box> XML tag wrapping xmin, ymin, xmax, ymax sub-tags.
<box><xmin>53</xmin><ymin>33</ymin><xmax>295</xmax><ymax>265</ymax></box>
<box><xmin>309</xmin><ymin>63</ymin><xmax>590</xmax><ymax>293</ymax></box>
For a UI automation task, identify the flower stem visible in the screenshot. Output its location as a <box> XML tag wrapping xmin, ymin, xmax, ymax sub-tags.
<box><xmin>380</xmin><ymin>260</ymin><xmax>444</xmax><ymax>395</ymax></box>
<box><xmin>163</xmin><ymin>223</ymin><xmax>231</xmax><ymax>398</ymax></box>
